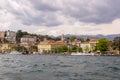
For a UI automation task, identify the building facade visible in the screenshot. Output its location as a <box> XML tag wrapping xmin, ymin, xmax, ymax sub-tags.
<box><xmin>21</xmin><ymin>35</ymin><xmax>37</xmax><ymax>43</ymax></box>
<box><xmin>38</xmin><ymin>40</ymin><xmax>55</xmax><ymax>53</ymax></box>
<box><xmin>20</xmin><ymin>35</ymin><xmax>37</xmax><ymax>48</ymax></box>
<box><xmin>38</xmin><ymin>40</ymin><xmax>65</xmax><ymax>53</ymax></box>
<box><xmin>0</xmin><ymin>31</ymin><xmax>5</xmax><ymax>42</ymax></box>
<box><xmin>89</xmin><ymin>39</ymin><xmax>98</xmax><ymax>51</ymax></box>
<box><xmin>80</xmin><ymin>42</ymin><xmax>91</xmax><ymax>53</ymax></box>
<box><xmin>80</xmin><ymin>39</ymin><xmax>98</xmax><ymax>53</ymax></box>
<box><xmin>5</xmin><ymin>30</ymin><xmax>16</xmax><ymax>43</ymax></box>
<box><xmin>71</xmin><ymin>39</ymin><xmax>81</xmax><ymax>47</ymax></box>
<box><xmin>0</xmin><ymin>43</ymin><xmax>16</xmax><ymax>53</ymax></box>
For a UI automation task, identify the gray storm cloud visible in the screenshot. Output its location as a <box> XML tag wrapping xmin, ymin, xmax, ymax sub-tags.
<box><xmin>0</xmin><ymin>0</ymin><xmax>120</xmax><ymax>26</ymax></box>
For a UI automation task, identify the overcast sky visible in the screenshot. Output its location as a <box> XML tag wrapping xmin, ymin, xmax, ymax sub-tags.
<box><xmin>0</xmin><ymin>0</ymin><xmax>120</xmax><ymax>36</ymax></box>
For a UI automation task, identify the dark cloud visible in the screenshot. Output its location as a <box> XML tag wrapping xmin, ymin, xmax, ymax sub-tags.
<box><xmin>30</xmin><ymin>0</ymin><xmax>59</xmax><ymax>12</ymax></box>
<box><xmin>17</xmin><ymin>12</ymin><xmax>62</xmax><ymax>26</ymax></box>
<box><xmin>61</xmin><ymin>0</ymin><xmax>120</xmax><ymax>24</ymax></box>
<box><xmin>1</xmin><ymin>0</ymin><xmax>120</xmax><ymax>27</ymax></box>
<box><xmin>29</xmin><ymin>0</ymin><xmax>120</xmax><ymax>24</ymax></box>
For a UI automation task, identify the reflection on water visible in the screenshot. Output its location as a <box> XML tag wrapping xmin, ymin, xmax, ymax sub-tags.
<box><xmin>0</xmin><ymin>54</ymin><xmax>120</xmax><ymax>80</ymax></box>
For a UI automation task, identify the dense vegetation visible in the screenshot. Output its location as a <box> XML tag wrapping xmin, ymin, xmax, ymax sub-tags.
<box><xmin>95</xmin><ymin>38</ymin><xmax>110</xmax><ymax>52</ymax></box>
<box><xmin>11</xmin><ymin>46</ymin><xmax>27</xmax><ymax>52</ymax></box>
<box><xmin>112</xmin><ymin>37</ymin><xmax>120</xmax><ymax>54</ymax></box>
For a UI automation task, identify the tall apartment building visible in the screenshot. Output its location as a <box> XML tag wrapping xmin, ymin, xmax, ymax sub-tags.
<box><xmin>5</xmin><ymin>30</ymin><xmax>16</xmax><ymax>43</ymax></box>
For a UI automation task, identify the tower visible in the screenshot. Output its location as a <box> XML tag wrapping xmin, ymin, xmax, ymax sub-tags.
<box><xmin>61</xmin><ymin>34</ymin><xmax>65</xmax><ymax>42</ymax></box>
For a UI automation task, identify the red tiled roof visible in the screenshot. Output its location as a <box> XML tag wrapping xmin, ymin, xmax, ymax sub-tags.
<box><xmin>89</xmin><ymin>39</ymin><xmax>98</xmax><ymax>43</ymax></box>
<box><xmin>39</xmin><ymin>40</ymin><xmax>66</xmax><ymax>45</ymax></box>
<box><xmin>55</xmin><ymin>41</ymin><xmax>66</xmax><ymax>45</ymax></box>
<box><xmin>81</xmin><ymin>42</ymin><xmax>89</xmax><ymax>44</ymax></box>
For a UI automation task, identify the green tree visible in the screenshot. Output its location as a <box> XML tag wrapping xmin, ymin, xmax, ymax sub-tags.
<box><xmin>70</xmin><ymin>36</ymin><xmax>76</xmax><ymax>42</ymax></box>
<box><xmin>84</xmin><ymin>45</ymin><xmax>90</xmax><ymax>53</ymax></box>
<box><xmin>56</xmin><ymin>45</ymin><xmax>68</xmax><ymax>53</ymax></box>
<box><xmin>86</xmin><ymin>38</ymin><xmax>90</xmax><ymax>42</ymax></box>
<box><xmin>78</xmin><ymin>38</ymin><xmax>85</xmax><ymax>42</ymax></box>
<box><xmin>71</xmin><ymin>45</ymin><xmax>77</xmax><ymax>52</ymax></box>
<box><xmin>96</xmin><ymin>38</ymin><xmax>110</xmax><ymax>53</ymax></box>
<box><xmin>16</xmin><ymin>30</ymin><xmax>28</xmax><ymax>43</ymax></box>
<box><xmin>3</xmin><ymin>39</ymin><xmax>9</xmax><ymax>43</ymax></box>
<box><xmin>53</xmin><ymin>37</ymin><xmax>61</xmax><ymax>41</ymax></box>
<box><xmin>29</xmin><ymin>46</ymin><xmax>38</xmax><ymax>52</ymax></box>
<box><xmin>78</xmin><ymin>47</ymin><xmax>83</xmax><ymax>52</ymax></box>
<box><xmin>16</xmin><ymin>30</ymin><xmax>23</xmax><ymax>43</ymax></box>
<box><xmin>11</xmin><ymin>46</ymin><xmax>27</xmax><ymax>52</ymax></box>
<box><xmin>112</xmin><ymin>37</ymin><xmax>120</xmax><ymax>54</ymax></box>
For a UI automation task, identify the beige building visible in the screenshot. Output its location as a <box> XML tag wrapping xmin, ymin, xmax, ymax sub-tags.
<box><xmin>89</xmin><ymin>39</ymin><xmax>98</xmax><ymax>51</ymax></box>
<box><xmin>38</xmin><ymin>40</ymin><xmax>65</xmax><ymax>53</ymax></box>
<box><xmin>38</xmin><ymin>40</ymin><xmax>55</xmax><ymax>53</ymax></box>
<box><xmin>80</xmin><ymin>39</ymin><xmax>98</xmax><ymax>52</ymax></box>
<box><xmin>0</xmin><ymin>43</ymin><xmax>16</xmax><ymax>53</ymax></box>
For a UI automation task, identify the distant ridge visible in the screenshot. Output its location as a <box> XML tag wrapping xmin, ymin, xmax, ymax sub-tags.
<box><xmin>59</xmin><ymin>34</ymin><xmax>120</xmax><ymax>40</ymax></box>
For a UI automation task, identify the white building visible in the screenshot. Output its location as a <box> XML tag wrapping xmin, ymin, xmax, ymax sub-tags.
<box><xmin>21</xmin><ymin>35</ymin><xmax>37</xmax><ymax>43</ymax></box>
<box><xmin>71</xmin><ymin>39</ymin><xmax>81</xmax><ymax>47</ymax></box>
<box><xmin>20</xmin><ymin>35</ymin><xmax>37</xmax><ymax>48</ymax></box>
<box><xmin>80</xmin><ymin>39</ymin><xmax>98</xmax><ymax>53</ymax></box>
<box><xmin>80</xmin><ymin>42</ymin><xmax>91</xmax><ymax>53</ymax></box>
<box><xmin>89</xmin><ymin>39</ymin><xmax>98</xmax><ymax>51</ymax></box>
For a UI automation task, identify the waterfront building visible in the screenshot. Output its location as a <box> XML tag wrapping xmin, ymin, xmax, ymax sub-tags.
<box><xmin>80</xmin><ymin>39</ymin><xmax>98</xmax><ymax>52</ymax></box>
<box><xmin>89</xmin><ymin>39</ymin><xmax>98</xmax><ymax>51</ymax></box>
<box><xmin>38</xmin><ymin>40</ymin><xmax>55</xmax><ymax>53</ymax></box>
<box><xmin>38</xmin><ymin>39</ymin><xmax>65</xmax><ymax>53</ymax></box>
<box><xmin>80</xmin><ymin>42</ymin><xmax>91</xmax><ymax>53</ymax></box>
<box><xmin>0</xmin><ymin>43</ymin><xmax>17</xmax><ymax>53</ymax></box>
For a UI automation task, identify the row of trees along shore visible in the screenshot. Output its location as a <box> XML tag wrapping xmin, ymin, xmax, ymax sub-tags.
<box><xmin>95</xmin><ymin>37</ymin><xmax>120</xmax><ymax>54</ymax></box>
<box><xmin>41</xmin><ymin>37</ymin><xmax>120</xmax><ymax>54</ymax></box>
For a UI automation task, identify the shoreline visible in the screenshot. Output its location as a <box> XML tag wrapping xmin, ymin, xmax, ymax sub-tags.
<box><xmin>0</xmin><ymin>52</ymin><xmax>120</xmax><ymax>56</ymax></box>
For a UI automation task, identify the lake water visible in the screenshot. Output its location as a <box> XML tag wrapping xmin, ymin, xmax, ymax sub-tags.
<box><xmin>0</xmin><ymin>54</ymin><xmax>120</xmax><ymax>80</ymax></box>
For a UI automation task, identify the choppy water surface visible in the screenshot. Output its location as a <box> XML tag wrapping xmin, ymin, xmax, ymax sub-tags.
<box><xmin>0</xmin><ymin>54</ymin><xmax>120</xmax><ymax>80</ymax></box>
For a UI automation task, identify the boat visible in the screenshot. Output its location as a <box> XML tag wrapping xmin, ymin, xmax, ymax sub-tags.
<box><xmin>10</xmin><ymin>51</ymin><xmax>22</xmax><ymax>55</ymax></box>
<box><xmin>22</xmin><ymin>51</ymin><xmax>29</xmax><ymax>55</ymax></box>
<box><xmin>71</xmin><ymin>52</ymin><xmax>94</xmax><ymax>56</ymax></box>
